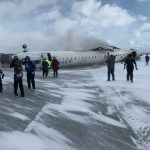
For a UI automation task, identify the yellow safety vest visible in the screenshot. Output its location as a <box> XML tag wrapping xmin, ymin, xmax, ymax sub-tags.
<box><xmin>46</xmin><ymin>60</ymin><xmax>51</xmax><ymax>68</ymax></box>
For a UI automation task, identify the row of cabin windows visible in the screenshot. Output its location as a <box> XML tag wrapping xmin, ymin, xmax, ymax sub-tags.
<box><xmin>59</xmin><ymin>54</ymin><xmax>126</xmax><ymax>64</ymax></box>
<box><xmin>59</xmin><ymin>54</ymin><xmax>125</xmax><ymax>61</ymax></box>
<box><xmin>42</xmin><ymin>53</ymin><xmax>126</xmax><ymax>61</ymax></box>
<box><xmin>60</xmin><ymin>55</ymin><xmax>103</xmax><ymax>61</ymax></box>
<box><xmin>59</xmin><ymin>56</ymin><xmax>102</xmax><ymax>64</ymax></box>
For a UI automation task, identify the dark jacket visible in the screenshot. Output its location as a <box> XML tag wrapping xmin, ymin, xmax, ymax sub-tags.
<box><xmin>106</xmin><ymin>56</ymin><xmax>115</xmax><ymax>70</ymax></box>
<box><xmin>145</xmin><ymin>55</ymin><xmax>149</xmax><ymax>62</ymax></box>
<box><xmin>42</xmin><ymin>60</ymin><xmax>49</xmax><ymax>70</ymax></box>
<box><xmin>22</xmin><ymin>57</ymin><xmax>35</xmax><ymax>73</ymax></box>
<box><xmin>124</xmin><ymin>57</ymin><xmax>137</xmax><ymax>70</ymax></box>
<box><xmin>51</xmin><ymin>58</ymin><xmax>59</xmax><ymax>70</ymax></box>
<box><xmin>10</xmin><ymin>58</ymin><xmax>23</xmax><ymax>75</ymax></box>
<box><xmin>10</xmin><ymin>58</ymin><xmax>23</xmax><ymax>80</ymax></box>
<box><xmin>0</xmin><ymin>69</ymin><xmax>4</xmax><ymax>79</ymax></box>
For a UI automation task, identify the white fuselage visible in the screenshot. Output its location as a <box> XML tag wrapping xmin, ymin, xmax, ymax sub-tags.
<box><xmin>15</xmin><ymin>49</ymin><xmax>138</xmax><ymax>68</ymax></box>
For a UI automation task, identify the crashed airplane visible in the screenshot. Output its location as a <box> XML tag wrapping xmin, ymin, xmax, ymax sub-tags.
<box><xmin>14</xmin><ymin>45</ymin><xmax>141</xmax><ymax>68</ymax></box>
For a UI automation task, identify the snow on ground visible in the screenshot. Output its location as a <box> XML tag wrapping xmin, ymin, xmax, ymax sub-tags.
<box><xmin>89</xmin><ymin>57</ymin><xmax>150</xmax><ymax>149</ymax></box>
<box><xmin>0</xmin><ymin>56</ymin><xmax>150</xmax><ymax>150</ymax></box>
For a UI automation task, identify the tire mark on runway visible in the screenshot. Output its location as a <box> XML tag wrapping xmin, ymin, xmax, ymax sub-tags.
<box><xmin>104</xmin><ymin>86</ymin><xmax>150</xmax><ymax>150</ymax></box>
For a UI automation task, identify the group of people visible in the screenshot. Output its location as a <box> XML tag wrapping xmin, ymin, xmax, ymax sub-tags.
<box><xmin>0</xmin><ymin>55</ymin><xmax>60</xmax><ymax>97</ymax></box>
<box><xmin>10</xmin><ymin>55</ymin><xmax>36</xmax><ymax>97</ymax></box>
<box><xmin>41</xmin><ymin>57</ymin><xmax>59</xmax><ymax>78</ymax></box>
<box><xmin>0</xmin><ymin>53</ymin><xmax>149</xmax><ymax>96</ymax></box>
<box><xmin>106</xmin><ymin>54</ymin><xmax>138</xmax><ymax>83</ymax></box>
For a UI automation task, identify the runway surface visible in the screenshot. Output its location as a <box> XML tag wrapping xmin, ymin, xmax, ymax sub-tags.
<box><xmin>0</xmin><ymin>57</ymin><xmax>149</xmax><ymax>150</ymax></box>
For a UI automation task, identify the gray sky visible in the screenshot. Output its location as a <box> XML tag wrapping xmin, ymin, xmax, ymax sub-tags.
<box><xmin>0</xmin><ymin>0</ymin><xmax>150</xmax><ymax>53</ymax></box>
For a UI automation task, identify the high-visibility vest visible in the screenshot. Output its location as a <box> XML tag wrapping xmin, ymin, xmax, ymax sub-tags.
<box><xmin>46</xmin><ymin>60</ymin><xmax>51</xmax><ymax>68</ymax></box>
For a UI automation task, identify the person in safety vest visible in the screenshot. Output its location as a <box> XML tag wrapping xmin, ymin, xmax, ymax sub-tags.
<box><xmin>46</xmin><ymin>59</ymin><xmax>51</xmax><ymax>69</ymax></box>
<box><xmin>42</xmin><ymin>58</ymin><xmax>49</xmax><ymax>78</ymax></box>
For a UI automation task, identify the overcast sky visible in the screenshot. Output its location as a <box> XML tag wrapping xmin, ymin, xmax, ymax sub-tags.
<box><xmin>0</xmin><ymin>0</ymin><xmax>150</xmax><ymax>53</ymax></box>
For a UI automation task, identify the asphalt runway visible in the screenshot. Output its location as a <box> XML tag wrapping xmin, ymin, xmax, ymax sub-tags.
<box><xmin>0</xmin><ymin>68</ymin><xmax>139</xmax><ymax>150</ymax></box>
